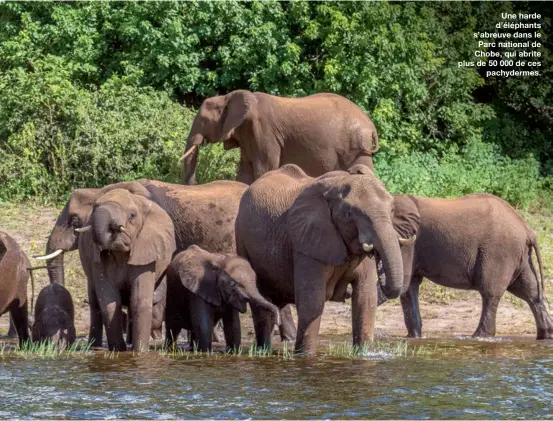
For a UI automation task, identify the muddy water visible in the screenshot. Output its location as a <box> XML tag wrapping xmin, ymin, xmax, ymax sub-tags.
<box><xmin>1</xmin><ymin>337</ymin><xmax>553</xmax><ymax>419</ymax></box>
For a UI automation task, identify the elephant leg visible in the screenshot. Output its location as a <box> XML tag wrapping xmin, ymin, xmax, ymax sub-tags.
<box><xmin>96</xmin><ymin>282</ymin><xmax>126</xmax><ymax>351</ymax></box>
<box><xmin>125</xmin><ymin>308</ymin><xmax>133</xmax><ymax>346</ymax></box>
<box><xmin>151</xmin><ymin>303</ymin><xmax>164</xmax><ymax>341</ymax></box>
<box><xmin>508</xmin><ymin>265</ymin><xmax>553</xmax><ymax>340</ymax></box>
<box><xmin>251</xmin><ymin>302</ymin><xmax>274</xmax><ymax>350</ymax></box>
<box><xmin>400</xmin><ymin>276</ymin><xmax>423</xmax><ymax>338</ymax></box>
<box><xmin>349</xmin><ymin>154</ymin><xmax>374</xmax><ymax>172</ymax></box>
<box><xmin>189</xmin><ymin>299</ymin><xmax>214</xmax><ymax>352</ymax></box>
<box><xmin>350</xmin><ymin>260</ymin><xmax>377</xmax><ymax>347</ymax></box>
<box><xmin>130</xmin><ymin>269</ymin><xmax>155</xmax><ymax>352</ymax></box>
<box><xmin>236</xmin><ymin>154</ymin><xmax>255</xmax><ymax>185</ymax></box>
<box><xmin>10</xmin><ymin>300</ymin><xmax>30</xmax><ymax>347</ymax></box>
<box><xmin>7</xmin><ymin>314</ymin><xmax>17</xmax><ymax>338</ymax></box>
<box><xmin>278</xmin><ymin>305</ymin><xmax>296</xmax><ymax>342</ymax></box>
<box><xmin>222</xmin><ymin>310</ymin><xmax>241</xmax><ymax>352</ymax></box>
<box><xmin>473</xmin><ymin>293</ymin><xmax>502</xmax><ymax>338</ymax></box>
<box><xmin>294</xmin><ymin>254</ymin><xmax>328</xmax><ymax>355</ymax></box>
<box><xmin>212</xmin><ymin>320</ymin><xmax>225</xmax><ymax>343</ymax></box>
<box><xmin>87</xmin><ymin>279</ymin><xmax>104</xmax><ymax>348</ymax></box>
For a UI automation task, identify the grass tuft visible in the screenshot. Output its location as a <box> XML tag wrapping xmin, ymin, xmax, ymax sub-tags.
<box><xmin>0</xmin><ymin>339</ymin><xmax>92</xmax><ymax>358</ymax></box>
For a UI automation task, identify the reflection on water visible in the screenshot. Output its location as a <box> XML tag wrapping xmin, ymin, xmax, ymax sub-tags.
<box><xmin>1</xmin><ymin>337</ymin><xmax>553</xmax><ymax>419</ymax></box>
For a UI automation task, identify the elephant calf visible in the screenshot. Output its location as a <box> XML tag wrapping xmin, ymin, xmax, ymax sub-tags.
<box><xmin>0</xmin><ymin>231</ymin><xmax>31</xmax><ymax>346</ymax></box>
<box><xmin>390</xmin><ymin>193</ymin><xmax>553</xmax><ymax>340</ymax></box>
<box><xmin>32</xmin><ymin>283</ymin><xmax>76</xmax><ymax>346</ymax></box>
<box><xmin>166</xmin><ymin>245</ymin><xmax>281</xmax><ymax>352</ymax></box>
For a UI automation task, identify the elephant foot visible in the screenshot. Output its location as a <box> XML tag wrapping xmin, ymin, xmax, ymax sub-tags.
<box><xmin>472</xmin><ymin>328</ymin><xmax>494</xmax><ymax>338</ymax></box>
<box><xmin>406</xmin><ymin>331</ymin><xmax>422</xmax><ymax>339</ymax></box>
<box><xmin>536</xmin><ymin>327</ymin><xmax>553</xmax><ymax>340</ymax></box>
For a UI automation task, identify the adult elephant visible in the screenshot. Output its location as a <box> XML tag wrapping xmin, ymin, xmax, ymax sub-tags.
<box><xmin>181</xmin><ymin>90</ymin><xmax>379</xmax><ymax>185</ymax></box>
<box><xmin>389</xmin><ymin>193</ymin><xmax>553</xmax><ymax>340</ymax></box>
<box><xmin>79</xmin><ymin>189</ymin><xmax>176</xmax><ymax>351</ymax></box>
<box><xmin>235</xmin><ymin>164</ymin><xmax>414</xmax><ymax>354</ymax></box>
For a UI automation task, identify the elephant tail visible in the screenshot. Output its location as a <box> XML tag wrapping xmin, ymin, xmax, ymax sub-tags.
<box><xmin>531</xmin><ymin>238</ymin><xmax>547</xmax><ymax>305</ymax></box>
<box><xmin>26</xmin><ymin>264</ymin><xmax>48</xmax><ymax>316</ymax></box>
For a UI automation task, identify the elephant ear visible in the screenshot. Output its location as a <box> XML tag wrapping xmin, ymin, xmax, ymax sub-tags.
<box><xmin>219</xmin><ymin>90</ymin><xmax>255</xmax><ymax>142</ymax></box>
<box><xmin>392</xmin><ymin>195</ymin><xmax>420</xmax><ymax>239</ymax></box>
<box><xmin>347</xmin><ymin>164</ymin><xmax>373</xmax><ymax>176</ymax></box>
<box><xmin>128</xmin><ymin>197</ymin><xmax>176</xmax><ymax>266</ymax></box>
<box><xmin>287</xmin><ymin>182</ymin><xmax>349</xmax><ymax>266</ymax></box>
<box><xmin>175</xmin><ymin>247</ymin><xmax>222</xmax><ymax>307</ymax></box>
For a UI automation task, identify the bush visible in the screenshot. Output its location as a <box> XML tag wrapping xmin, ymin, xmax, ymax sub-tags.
<box><xmin>0</xmin><ymin>63</ymin><xmax>194</xmax><ymax>202</ymax></box>
<box><xmin>375</xmin><ymin>139</ymin><xmax>546</xmax><ymax>209</ymax></box>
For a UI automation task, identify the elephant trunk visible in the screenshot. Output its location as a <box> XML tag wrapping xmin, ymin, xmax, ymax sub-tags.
<box><xmin>44</xmin><ymin>204</ymin><xmax>78</xmax><ymax>286</ymax></box>
<box><xmin>362</xmin><ymin>223</ymin><xmax>404</xmax><ymax>299</ymax></box>
<box><xmin>91</xmin><ymin>206</ymin><xmax>119</xmax><ymax>249</ymax></box>
<box><xmin>248</xmin><ymin>290</ymin><xmax>282</xmax><ymax>326</ymax></box>
<box><xmin>182</xmin><ymin>133</ymin><xmax>203</xmax><ymax>185</ymax></box>
<box><xmin>45</xmin><ymin>237</ymin><xmax>65</xmax><ymax>286</ymax></box>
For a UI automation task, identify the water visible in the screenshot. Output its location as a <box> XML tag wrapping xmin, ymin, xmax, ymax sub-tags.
<box><xmin>1</xmin><ymin>337</ymin><xmax>553</xmax><ymax>419</ymax></box>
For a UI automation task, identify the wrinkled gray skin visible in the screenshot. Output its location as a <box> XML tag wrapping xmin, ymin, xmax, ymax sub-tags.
<box><xmin>236</xmin><ymin>164</ymin><xmax>408</xmax><ymax>355</ymax></box>
<box><xmin>79</xmin><ymin>189</ymin><xmax>176</xmax><ymax>351</ymax></box>
<box><xmin>0</xmin><ymin>231</ymin><xmax>31</xmax><ymax>346</ymax></box>
<box><xmin>387</xmin><ymin>193</ymin><xmax>553</xmax><ymax>340</ymax></box>
<box><xmin>32</xmin><ymin>283</ymin><xmax>76</xmax><ymax>346</ymax></box>
<box><xmin>166</xmin><ymin>245</ymin><xmax>281</xmax><ymax>352</ymax></box>
<box><xmin>182</xmin><ymin>90</ymin><xmax>379</xmax><ymax>185</ymax></box>
<box><xmin>41</xmin><ymin>179</ymin><xmax>295</xmax><ymax>346</ymax></box>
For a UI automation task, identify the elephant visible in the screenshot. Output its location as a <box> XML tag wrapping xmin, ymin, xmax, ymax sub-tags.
<box><xmin>78</xmin><ymin>188</ymin><xmax>176</xmax><ymax>351</ymax></box>
<box><xmin>166</xmin><ymin>245</ymin><xmax>281</xmax><ymax>351</ymax></box>
<box><xmin>388</xmin><ymin>193</ymin><xmax>553</xmax><ymax>340</ymax></box>
<box><xmin>0</xmin><ymin>231</ymin><xmax>31</xmax><ymax>346</ymax></box>
<box><xmin>235</xmin><ymin>164</ymin><xmax>415</xmax><ymax>354</ymax></box>
<box><xmin>181</xmin><ymin>90</ymin><xmax>379</xmax><ymax>186</ymax></box>
<box><xmin>36</xmin><ymin>179</ymin><xmax>297</xmax><ymax>345</ymax></box>
<box><xmin>32</xmin><ymin>283</ymin><xmax>76</xmax><ymax>346</ymax></box>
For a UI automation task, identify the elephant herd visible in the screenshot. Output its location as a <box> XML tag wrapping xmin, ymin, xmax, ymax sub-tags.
<box><xmin>1</xmin><ymin>89</ymin><xmax>552</xmax><ymax>355</ymax></box>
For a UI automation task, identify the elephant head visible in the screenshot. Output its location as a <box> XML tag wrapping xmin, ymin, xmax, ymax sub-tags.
<box><xmin>173</xmin><ymin>245</ymin><xmax>281</xmax><ymax>325</ymax></box>
<box><xmin>181</xmin><ymin>90</ymin><xmax>256</xmax><ymax>184</ymax></box>
<box><xmin>87</xmin><ymin>189</ymin><xmax>175</xmax><ymax>266</ymax></box>
<box><xmin>35</xmin><ymin>182</ymin><xmax>151</xmax><ymax>284</ymax></box>
<box><xmin>287</xmin><ymin>167</ymin><xmax>415</xmax><ymax>299</ymax></box>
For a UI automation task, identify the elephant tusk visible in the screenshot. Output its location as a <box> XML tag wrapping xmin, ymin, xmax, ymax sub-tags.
<box><xmin>178</xmin><ymin>145</ymin><xmax>198</xmax><ymax>162</ymax></box>
<box><xmin>74</xmin><ymin>225</ymin><xmax>92</xmax><ymax>233</ymax></box>
<box><xmin>398</xmin><ymin>235</ymin><xmax>416</xmax><ymax>246</ymax></box>
<box><xmin>119</xmin><ymin>226</ymin><xmax>127</xmax><ymax>233</ymax></box>
<box><xmin>362</xmin><ymin>243</ymin><xmax>374</xmax><ymax>252</ymax></box>
<box><xmin>33</xmin><ymin>249</ymin><xmax>63</xmax><ymax>260</ymax></box>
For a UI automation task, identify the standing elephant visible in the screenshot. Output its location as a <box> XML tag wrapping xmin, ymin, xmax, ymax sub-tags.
<box><xmin>32</xmin><ymin>283</ymin><xmax>76</xmax><ymax>346</ymax></box>
<box><xmin>235</xmin><ymin>165</ymin><xmax>414</xmax><ymax>354</ymax></box>
<box><xmin>0</xmin><ymin>231</ymin><xmax>31</xmax><ymax>346</ymax></box>
<box><xmin>389</xmin><ymin>193</ymin><xmax>553</xmax><ymax>340</ymax></box>
<box><xmin>36</xmin><ymin>179</ymin><xmax>296</xmax><ymax>345</ymax></box>
<box><xmin>166</xmin><ymin>245</ymin><xmax>281</xmax><ymax>351</ymax></box>
<box><xmin>181</xmin><ymin>90</ymin><xmax>379</xmax><ymax>185</ymax></box>
<box><xmin>78</xmin><ymin>189</ymin><xmax>176</xmax><ymax>351</ymax></box>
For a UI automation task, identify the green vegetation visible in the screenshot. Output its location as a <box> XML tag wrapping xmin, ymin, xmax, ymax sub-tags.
<box><xmin>0</xmin><ymin>339</ymin><xmax>92</xmax><ymax>358</ymax></box>
<box><xmin>0</xmin><ymin>2</ymin><xmax>551</xmax><ymax>208</ymax></box>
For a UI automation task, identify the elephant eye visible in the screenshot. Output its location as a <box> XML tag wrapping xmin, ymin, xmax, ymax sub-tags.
<box><xmin>129</xmin><ymin>211</ymin><xmax>137</xmax><ymax>220</ymax></box>
<box><xmin>344</xmin><ymin>209</ymin><xmax>352</xmax><ymax>220</ymax></box>
<box><xmin>70</xmin><ymin>215</ymin><xmax>81</xmax><ymax>228</ymax></box>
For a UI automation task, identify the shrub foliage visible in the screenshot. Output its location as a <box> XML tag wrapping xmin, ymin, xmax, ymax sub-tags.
<box><xmin>0</xmin><ymin>1</ymin><xmax>551</xmax><ymax>207</ymax></box>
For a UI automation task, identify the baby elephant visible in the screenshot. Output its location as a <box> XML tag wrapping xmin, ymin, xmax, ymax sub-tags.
<box><xmin>166</xmin><ymin>245</ymin><xmax>281</xmax><ymax>351</ymax></box>
<box><xmin>0</xmin><ymin>231</ymin><xmax>31</xmax><ymax>346</ymax></box>
<box><xmin>32</xmin><ymin>284</ymin><xmax>76</xmax><ymax>346</ymax></box>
